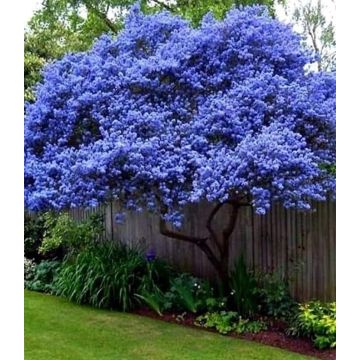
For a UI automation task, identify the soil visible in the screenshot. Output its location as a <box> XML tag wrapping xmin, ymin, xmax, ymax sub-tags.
<box><xmin>133</xmin><ymin>308</ymin><xmax>336</xmax><ymax>360</ymax></box>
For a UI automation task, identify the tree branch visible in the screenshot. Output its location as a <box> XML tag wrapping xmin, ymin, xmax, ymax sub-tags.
<box><xmin>84</xmin><ymin>2</ymin><xmax>118</xmax><ymax>33</ymax></box>
<box><xmin>159</xmin><ymin>217</ymin><xmax>222</xmax><ymax>273</ymax></box>
<box><xmin>151</xmin><ymin>0</ymin><xmax>174</xmax><ymax>12</ymax></box>
<box><xmin>159</xmin><ymin>218</ymin><xmax>207</xmax><ymax>244</ymax></box>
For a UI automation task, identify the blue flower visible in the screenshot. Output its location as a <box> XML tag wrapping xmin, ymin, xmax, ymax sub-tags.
<box><xmin>24</xmin><ymin>4</ymin><xmax>335</xmax><ymax>219</ymax></box>
<box><xmin>146</xmin><ymin>248</ymin><xmax>156</xmax><ymax>262</ymax></box>
<box><xmin>114</xmin><ymin>213</ymin><xmax>126</xmax><ymax>225</ymax></box>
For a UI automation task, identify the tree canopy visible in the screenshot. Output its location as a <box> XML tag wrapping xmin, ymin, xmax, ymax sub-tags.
<box><xmin>25</xmin><ymin>5</ymin><xmax>335</xmax><ymax>222</ymax></box>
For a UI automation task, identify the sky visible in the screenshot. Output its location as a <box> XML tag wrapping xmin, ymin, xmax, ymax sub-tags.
<box><xmin>24</xmin><ymin>0</ymin><xmax>336</xmax><ymax>28</ymax></box>
<box><xmin>24</xmin><ymin>0</ymin><xmax>42</xmax><ymax>28</ymax></box>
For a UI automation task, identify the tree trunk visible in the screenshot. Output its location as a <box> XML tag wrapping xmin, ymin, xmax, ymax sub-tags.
<box><xmin>159</xmin><ymin>199</ymin><xmax>250</xmax><ymax>289</ymax></box>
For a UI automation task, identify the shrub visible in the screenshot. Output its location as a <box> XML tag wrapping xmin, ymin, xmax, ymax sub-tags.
<box><xmin>24</xmin><ymin>212</ymin><xmax>47</xmax><ymax>261</ymax></box>
<box><xmin>25</xmin><ymin>260</ymin><xmax>61</xmax><ymax>293</ymax></box>
<box><xmin>229</xmin><ymin>256</ymin><xmax>258</xmax><ymax>317</ymax></box>
<box><xmin>254</xmin><ymin>271</ymin><xmax>297</xmax><ymax>320</ymax></box>
<box><xmin>39</xmin><ymin>212</ymin><xmax>104</xmax><ymax>255</ymax></box>
<box><xmin>287</xmin><ymin>301</ymin><xmax>336</xmax><ymax>349</ymax></box>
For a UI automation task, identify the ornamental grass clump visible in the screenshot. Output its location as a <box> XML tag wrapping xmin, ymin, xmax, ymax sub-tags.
<box><xmin>55</xmin><ymin>242</ymin><xmax>151</xmax><ymax>311</ymax></box>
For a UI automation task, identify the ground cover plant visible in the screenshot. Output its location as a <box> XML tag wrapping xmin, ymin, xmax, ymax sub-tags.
<box><xmin>25</xmin><ymin>4</ymin><xmax>335</xmax><ymax>285</ymax></box>
<box><xmin>24</xmin><ymin>259</ymin><xmax>61</xmax><ymax>293</ymax></box>
<box><xmin>25</xmin><ymin>290</ymin><xmax>315</xmax><ymax>360</ymax></box>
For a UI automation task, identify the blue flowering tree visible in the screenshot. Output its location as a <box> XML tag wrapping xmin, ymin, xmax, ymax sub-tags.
<box><xmin>25</xmin><ymin>5</ymin><xmax>335</xmax><ymax>283</ymax></box>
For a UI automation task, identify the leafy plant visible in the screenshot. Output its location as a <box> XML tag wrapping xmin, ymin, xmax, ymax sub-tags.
<box><xmin>287</xmin><ymin>301</ymin><xmax>336</xmax><ymax>349</ymax></box>
<box><xmin>163</xmin><ymin>274</ymin><xmax>214</xmax><ymax>313</ymax></box>
<box><xmin>135</xmin><ymin>258</ymin><xmax>175</xmax><ymax>316</ymax></box>
<box><xmin>229</xmin><ymin>256</ymin><xmax>258</xmax><ymax>317</ymax></box>
<box><xmin>25</xmin><ymin>260</ymin><xmax>61</xmax><ymax>293</ymax></box>
<box><xmin>196</xmin><ymin>311</ymin><xmax>238</xmax><ymax>334</ymax></box>
<box><xmin>196</xmin><ymin>311</ymin><xmax>267</xmax><ymax>335</ymax></box>
<box><xmin>136</xmin><ymin>288</ymin><xmax>166</xmax><ymax>316</ymax></box>
<box><xmin>39</xmin><ymin>212</ymin><xmax>104</xmax><ymax>255</ymax></box>
<box><xmin>204</xmin><ymin>296</ymin><xmax>228</xmax><ymax>312</ymax></box>
<box><xmin>254</xmin><ymin>271</ymin><xmax>297</xmax><ymax>320</ymax></box>
<box><xmin>235</xmin><ymin>318</ymin><xmax>267</xmax><ymax>334</ymax></box>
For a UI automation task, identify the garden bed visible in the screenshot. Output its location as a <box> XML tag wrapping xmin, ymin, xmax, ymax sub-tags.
<box><xmin>134</xmin><ymin>308</ymin><xmax>336</xmax><ymax>360</ymax></box>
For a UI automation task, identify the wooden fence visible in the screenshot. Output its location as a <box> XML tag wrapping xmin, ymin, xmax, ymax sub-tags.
<box><xmin>70</xmin><ymin>200</ymin><xmax>336</xmax><ymax>301</ymax></box>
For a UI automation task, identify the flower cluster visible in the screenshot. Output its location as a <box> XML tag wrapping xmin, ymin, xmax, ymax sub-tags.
<box><xmin>25</xmin><ymin>4</ymin><xmax>335</xmax><ymax>224</ymax></box>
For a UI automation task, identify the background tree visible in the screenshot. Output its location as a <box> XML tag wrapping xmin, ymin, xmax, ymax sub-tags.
<box><xmin>25</xmin><ymin>5</ymin><xmax>335</xmax><ymax>284</ymax></box>
<box><xmin>288</xmin><ymin>0</ymin><xmax>335</xmax><ymax>71</ymax></box>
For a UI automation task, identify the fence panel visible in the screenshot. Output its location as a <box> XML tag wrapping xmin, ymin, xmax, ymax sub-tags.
<box><xmin>70</xmin><ymin>200</ymin><xmax>336</xmax><ymax>301</ymax></box>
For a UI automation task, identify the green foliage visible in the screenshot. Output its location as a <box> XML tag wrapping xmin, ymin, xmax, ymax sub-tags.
<box><xmin>135</xmin><ymin>259</ymin><xmax>175</xmax><ymax>316</ymax></box>
<box><xmin>174</xmin><ymin>0</ymin><xmax>279</xmax><ymax>26</ymax></box>
<box><xmin>54</xmin><ymin>242</ymin><xmax>169</xmax><ymax>311</ymax></box>
<box><xmin>24</xmin><ymin>212</ymin><xmax>47</xmax><ymax>261</ymax></box>
<box><xmin>136</xmin><ymin>288</ymin><xmax>166</xmax><ymax>316</ymax></box>
<box><xmin>319</xmin><ymin>163</ymin><xmax>336</xmax><ymax>176</ymax></box>
<box><xmin>163</xmin><ymin>274</ymin><xmax>215</xmax><ymax>313</ymax></box>
<box><xmin>196</xmin><ymin>311</ymin><xmax>266</xmax><ymax>335</ymax></box>
<box><xmin>229</xmin><ymin>256</ymin><xmax>258</xmax><ymax>317</ymax></box>
<box><xmin>196</xmin><ymin>311</ymin><xmax>238</xmax><ymax>334</ymax></box>
<box><xmin>39</xmin><ymin>212</ymin><xmax>104</xmax><ymax>255</ymax></box>
<box><xmin>287</xmin><ymin>301</ymin><xmax>336</xmax><ymax>349</ymax></box>
<box><xmin>235</xmin><ymin>317</ymin><xmax>267</xmax><ymax>334</ymax></box>
<box><xmin>25</xmin><ymin>260</ymin><xmax>61</xmax><ymax>293</ymax></box>
<box><xmin>24</xmin><ymin>51</ymin><xmax>45</xmax><ymax>102</ymax></box>
<box><xmin>136</xmin><ymin>271</ymin><xmax>226</xmax><ymax>315</ymax></box>
<box><xmin>255</xmin><ymin>271</ymin><xmax>297</xmax><ymax>320</ymax></box>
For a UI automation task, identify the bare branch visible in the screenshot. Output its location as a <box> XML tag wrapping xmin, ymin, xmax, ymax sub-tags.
<box><xmin>151</xmin><ymin>0</ymin><xmax>174</xmax><ymax>12</ymax></box>
<box><xmin>159</xmin><ymin>218</ymin><xmax>207</xmax><ymax>244</ymax></box>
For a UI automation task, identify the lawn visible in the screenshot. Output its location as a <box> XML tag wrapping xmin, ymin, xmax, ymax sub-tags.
<box><xmin>25</xmin><ymin>290</ymin><xmax>314</xmax><ymax>360</ymax></box>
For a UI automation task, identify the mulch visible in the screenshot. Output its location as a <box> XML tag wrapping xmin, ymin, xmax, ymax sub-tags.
<box><xmin>133</xmin><ymin>308</ymin><xmax>335</xmax><ymax>360</ymax></box>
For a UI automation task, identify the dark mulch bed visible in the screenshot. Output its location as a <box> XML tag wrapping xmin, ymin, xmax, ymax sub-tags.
<box><xmin>133</xmin><ymin>308</ymin><xmax>335</xmax><ymax>360</ymax></box>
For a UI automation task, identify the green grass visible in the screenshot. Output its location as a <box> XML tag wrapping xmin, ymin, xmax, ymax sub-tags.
<box><xmin>25</xmin><ymin>290</ymin><xmax>314</xmax><ymax>360</ymax></box>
